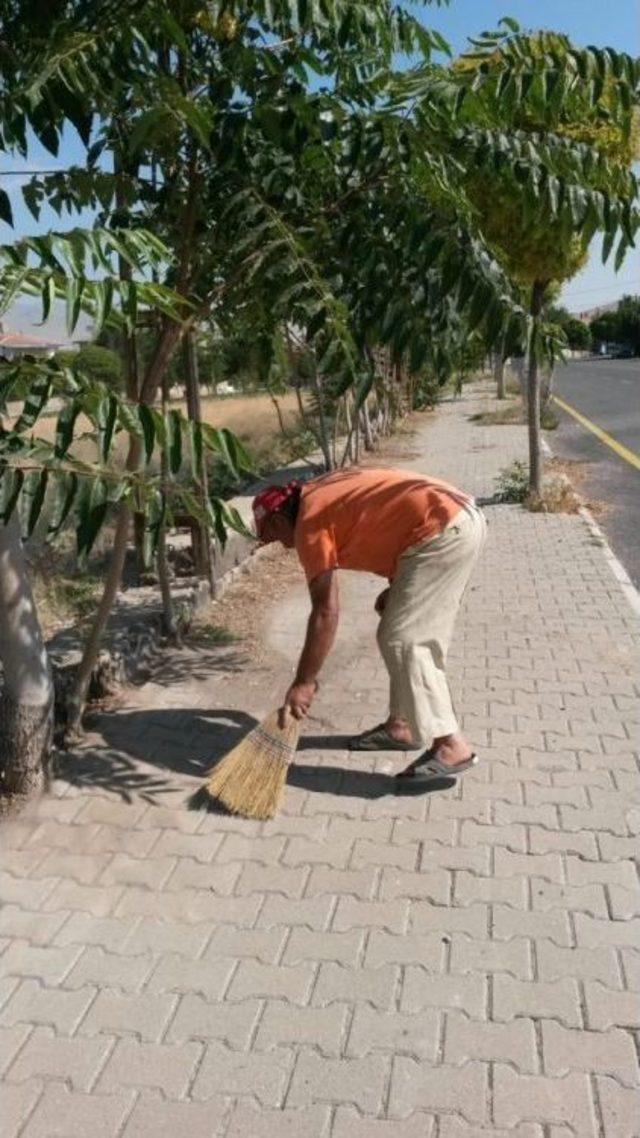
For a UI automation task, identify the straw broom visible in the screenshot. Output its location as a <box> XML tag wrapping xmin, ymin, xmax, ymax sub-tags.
<box><xmin>203</xmin><ymin>709</ymin><xmax>300</xmax><ymax>820</ymax></box>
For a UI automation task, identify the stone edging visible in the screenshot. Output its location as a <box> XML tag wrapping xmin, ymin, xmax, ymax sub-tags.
<box><xmin>540</xmin><ymin>437</ymin><xmax>640</xmax><ymax>618</ymax></box>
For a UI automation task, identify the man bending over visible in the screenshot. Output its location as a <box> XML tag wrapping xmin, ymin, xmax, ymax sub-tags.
<box><xmin>253</xmin><ymin>467</ymin><xmax>486</xmax><ymax>783</ymax></box>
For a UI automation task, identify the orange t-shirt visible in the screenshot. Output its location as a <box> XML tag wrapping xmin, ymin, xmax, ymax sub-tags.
<box><xmin>295</xmin><ymin>467</ymin><xmax>469</xmax><ymax>582</ymax></box>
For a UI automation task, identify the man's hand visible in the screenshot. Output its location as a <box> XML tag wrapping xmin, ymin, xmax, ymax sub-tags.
<box><xmin>280</xmin><ymin>681</ymin><xmax>317</xmax><ymax>726</ymax></box>
<box><xmin>374</xmin><ymin>587</ymin><xmax>390</xmax><ymax>616</ymax></box>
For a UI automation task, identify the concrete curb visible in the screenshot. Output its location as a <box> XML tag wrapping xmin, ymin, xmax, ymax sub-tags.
<box><xmin>577</xmin><ymin>505</ymin><xmax>640</xmax><ymax>618</ymax></box>
<box><xmin>541</xmin><ymin>436</ymin><xmax>640</xmax><ymax>619</ymax></box>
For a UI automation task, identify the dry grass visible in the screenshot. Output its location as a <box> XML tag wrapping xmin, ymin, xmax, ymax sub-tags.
<box><xmin>197</xmin><ymin>392</ymin><xmax>301</xmax><ymax>452</ymax></box>
<box><xmin>29</xmin><ymin>546</ymin><xmax>104</xmax><ymax>640</ymax></box>
<box><xmin>8</xmin><ymin>392</ymin><xmax>304</xmax><ymax>469</ymax></box>
<box><xmin>471</xmin><ymin>399</ymin><xmax>524</xmax><ymax>426</ymax></box>
<box><xmin>472</xmin><ymin>398</ymin><xmax>558</xmax><ymax>431</ymax></box>
<box><xmin>202</xmin><ymin>545</ymin><xmax>304</xmax><ymax>666</ymax></box>
<box><xmin>542</xmin><ymin>457</ymin><xmax>610</xmax><ymax>519</ymax></box>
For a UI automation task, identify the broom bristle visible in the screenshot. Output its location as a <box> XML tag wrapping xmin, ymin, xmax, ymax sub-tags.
<box><xmin>204</xmin><ymin>709</ymin><xmax>300</xmax><ymax>820</ymax></box>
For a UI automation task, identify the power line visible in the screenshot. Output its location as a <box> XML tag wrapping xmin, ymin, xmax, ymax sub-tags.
<box><xmin>1</xmin><ymin>170</ymin><xmax>65</xmax><ymax>176</ymax></box>
<box><xmin>562</xmin><ymin>281</ymin><xmax>640</xmax><ymax>297</ymax></box>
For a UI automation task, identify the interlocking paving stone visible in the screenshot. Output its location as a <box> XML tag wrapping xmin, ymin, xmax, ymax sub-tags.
<box><xmin>401</xmin><ymin>968</ymin><xmax>487</xmax><ymax>1018</ymax></box>
<box><xmin>541</xmin><ymin>1020</ymin><xmax>640</xmax><ymax>1086</ymax></box>
<box><xmin>584</xmin><ymin>981</ymin><xmax>640</xmax><ymax>1029</ymax></box>
<box><xmin>76</xmin><ymin>990</ymin><xmax>176</xmax><ymax>1042</ymax></box>
<box><xmin>96</xmin><ymin>1038</ymin><xmax>202</xmax><ymax>1097</ymax></box>
<box><xmin>595</xmin><ymin>1075</ymin><xmax>640</xmax><ymax>1135</ymax></box>
<box><xmin>493</xmin><ymin>1066</ymin><xmax>598</xmax><ymax>1137</ymax></box>
<box><xmin>255</xmin><ymin>1001</ymin><xmax>349</xmax><ymax>1056</ymax></box>
<box><xmin>191</xmin><ymin>1041</ymin><xmax>293</xmax><ymax>1106</ymax></box>
<box><xmin>332</xmin><ymin>1108</ymin><xmax>436</xmax><ymax>1137</ymax></box>
<box><xmin>346</xmin><ymin>1004</ymin><xmax>439</xmax><ymax>1060</ymax></box>
<box><xmin>2</xmin><ymin>387</ymin><xmax>638</xmax><ymax>1137</ymax></box>
<box><xmin>225</xmin><ymin>1103</ymin><xmax>331</xmax><ymax>1137</ymax></box>
<box><xmin>444</xmin><ymin>1010</ymin><xmax>538</xmax><ymax>1073</ymax></box>
<box><xmin>287</xmin><ymin>1051</ymin><xmax>389</xmax><ymax>1113</ymax></box>
<box><xmin>2</xmin><ymin>1079</ymin><xmax>44</xmax><ymax>1138</ymax></box>
<box><xmin>312</xmin><ymin>963</ymin><xmax>399</xmax><ymax>1010</ymax></box>
<box><xmin>19</xmin><ymin>1084</ymin><xmax>136</xmax><ymax>1137</ymax></box>
<box><xmin>0</xmin><ymin>982</ymin><xmax>95</xmax><ymax>1036</ymax></box>
<box><xmin>388</xmin><ymin>1057</ymin><xmax>489</xmax><ymax>1122</ymax></box>
<box><xmin>4</xmin><ymin>1026</ymin><xmax>112</xmax><ymax>1091</ymax></box>
<box><xmin>122</xmin><ymin>1091</ymin><xmax>232</xmax><ymax>1138</ymax></box>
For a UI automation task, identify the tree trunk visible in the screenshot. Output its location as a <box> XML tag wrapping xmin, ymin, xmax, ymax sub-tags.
<box><xmin>527</xmin><ymin>279</ymin><xmax>546</xmax><ymax>499</ymax></box>
<box><xmin>65</xmin><ymin>499</ymin><xmax>132</xmax><ymax>737</ymax></box>
<box><xmin>340</xmin><ymin>397</ymin><xmax>355</xmax><ymax>467</ymax></box>
<box><xmin>494</xmin><ymin>352</ymin><xmax>506</xmax><ymax>400</ymax></box>
<box><xmin>0</xmin><ymin>513</ymin><xmax>53</xmax><ymax>799</ymax></box>
<box><xmin>114</xmin><ymin>141</ymin><xmax>146</xmax><ymax>582</ymax></box>
<box><xmin>360</xmin><ymin>399</ymin><xmax>374</xmax><ymax>450</ymax></box>
<box><xmin>65</xmin><ymin>129</ymin><xmax>195</xmax><ymax>739</ymax></box>
<box><xmin>184</xmin><ymin>330</ymin><xmax>214</xmax><ymax>590</ymax></box>
<box><xmin>269</xmin><ymin>392</ymin><xmax>287</xmax><ymax>435</ymax></box>
<box><xmin>311</xmin><ymin>361</ymin><xmax>333</xmax><ymax>470</ymax></box>
<box><xmin>157</xmin><ymin>370</ymin><xmax>180</xmax><ymax>644</ymax></box>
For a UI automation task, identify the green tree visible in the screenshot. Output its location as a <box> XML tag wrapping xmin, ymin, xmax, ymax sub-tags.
<box><xmin>449</xmin><ymin>24</ymin><xmax>639</xmax><ymax>496</ymax></box>
<box><xmin>590</xmin><ymin>310</ymin><xmax>620</xmax><ymax>345</ymax></box>
<box><xmin>564</xmin><ymin>317</ymin><xmax>592</xmax><ymax>351</ymax></box>
<box><xmin>616</xmin><ymin>295</ymin><xmax>640</xmax><ymax>354</ymax></box>
<box><xmin>3</xmin><ymin>1</ymin><xmax>639</xmax><ymax>777</ymax></box>
<box><xmin>55</xmin><ymin>343</ymin><xmax>123</xmax><ymax>390</ymax></box>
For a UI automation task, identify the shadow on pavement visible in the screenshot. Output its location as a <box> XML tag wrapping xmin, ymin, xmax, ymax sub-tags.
<box><xmin>56</xmin><ymin>708</ymin><xmax>456</xmax><ymax>804</ymax></box>
<box><xmin>56</xmin><ymin>707</ymin><xmax>258</xmax><ymax>800</ymax></box>
<box><xmin>288</xmin><ymin>764</ymin><xmax>456</xmax><ymax>799</ymax></box>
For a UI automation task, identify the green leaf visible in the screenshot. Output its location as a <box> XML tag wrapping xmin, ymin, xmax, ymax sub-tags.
<box><xmin>24</xmin><ymin>470</ymin><xmax>48</xmax><ymax>537</ymax></box>
<box><xmin>207</xmin><ymin>497</ymin><xmax>228</xmax><ymax>549</ymax></box>
<box><xmin>601</xmin><ymin>227</ymin><xmax>616</xmax><ymax>264</ymax></box>
<box><xmin>614</xmin><ymin>234</ymin><xmax>628</xmax><ymax>273</ymax></box>
<box><xmin>167</xmin><ymin>409</ymin><xmax>182</xmax><ymax>476</ymax></box>
<box><xmin>66</xmin><ymin>276</ymin><xmax>84</xmax><ymax>334</ymax></box>
<box><xmin>47</xmin><ymin>472</ymin><xmax>78</xmax><ymax>538</ymax></box>
<box><xmin>97</xmin><ymin>394</ymin><xmax>118</xmax><ymax>463</ymax></box>
<box><xmin>76</xmin><ymin>476</ymin><xmax>109</xmax><ymax>563</ymax></box>
<box><xmin>117</xmin><ymin>400</ymin><xmax>143</xmax><ymax>440</ymax></box>
<box><xmin>54</xmin><ymin>399</ymin><xmax>82</xmax><ymax>458</ymax></box>
<box><xmin>222</xmin><ymin>501</ymin><xmax>254</xmax><ymax>541</ymax></box>
<box><xmin>0</xmin><ymin>189</ymin><xmax>14</xmax><ymax>227</ymax></box>
<box><xmin>137</xmin><ymin>404</ymin><xmax>156</xmax><ymax>465</ymax></box>
<box><xmin>41</xmin><ymin>273</ymin><xmax>56</xmax><ymax>324</ymax></box>
<box><xmin>0</xmin><ymin>467</ymin><xmax>24</xmax><ymax>522</ymax></box>
<box><xmin>12</xmin><ymin>378</ymin><xmax>52</xmax><ymax>433</ymax></box>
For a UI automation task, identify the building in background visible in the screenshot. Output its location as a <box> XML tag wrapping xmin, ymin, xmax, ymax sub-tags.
<box><xmin>0</xmin><ymin>322</ymin><xmax>62</xmax><ymax>360</ymax></box>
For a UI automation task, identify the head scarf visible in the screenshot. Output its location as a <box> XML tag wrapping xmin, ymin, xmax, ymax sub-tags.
<box><xmin>252</xmin><ymin>480</ymin><xmax>300</xmax><ymax>534</ymax></box>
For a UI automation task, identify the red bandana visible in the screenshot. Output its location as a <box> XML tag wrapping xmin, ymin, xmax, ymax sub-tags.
<box><xmin>252</xmin><ymin>481</ymin><xmax>300</xmax><ymax>532</ymax></box>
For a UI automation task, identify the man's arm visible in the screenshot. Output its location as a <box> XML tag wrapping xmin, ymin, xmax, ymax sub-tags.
<box><xmin>283</xmin><ymin>569</ymin><xmax>339</xmax><ymax>720</ymax></box>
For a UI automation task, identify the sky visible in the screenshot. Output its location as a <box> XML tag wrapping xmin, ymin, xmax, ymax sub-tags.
<box><xmin>1</xmin><ymin>0</ymin><xmax>638</xmax><ymax>340</ymax></box>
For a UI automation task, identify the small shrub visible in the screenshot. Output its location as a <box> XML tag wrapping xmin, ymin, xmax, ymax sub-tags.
<box><xmin>188</xmin><ymin>620</ymin><xmax>239</xmax><ymax>646</ymax></box>
<box><xmin>494</xmin><ymin>460</ymin><xmax>529</xmax><ymax>502</ymax></box>
<box><xmin>541</xmin><ymin>407</ymin><xmax>559</xmax><ymax>430</ymax></box>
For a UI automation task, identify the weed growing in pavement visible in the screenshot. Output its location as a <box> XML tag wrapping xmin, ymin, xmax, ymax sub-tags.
<box><xmin>494</xmin><ymin>460</ymin><xmax>529</xmax><ymax>502</ymax></box>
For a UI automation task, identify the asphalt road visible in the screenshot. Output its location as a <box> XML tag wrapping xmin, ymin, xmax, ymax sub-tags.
<box><xmin>552</xmin><ymin>357</ymin><xmax>640</xmax><ymax>587</ymax></box>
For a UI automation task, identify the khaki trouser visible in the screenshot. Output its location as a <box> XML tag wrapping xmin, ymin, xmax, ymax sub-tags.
<box><xmin>376</xmin><ymin>504</ymin><xmax>487</xmax><ymax>745</ymax></box>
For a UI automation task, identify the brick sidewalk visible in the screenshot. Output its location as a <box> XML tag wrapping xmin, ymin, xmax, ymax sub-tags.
<box><xmin>1</xmin><ymin>384</ymin><xmax>639</xmax><ymax>1136</ymax></box>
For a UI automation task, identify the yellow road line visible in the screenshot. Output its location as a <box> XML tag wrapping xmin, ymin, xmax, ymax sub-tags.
<box><xmin>552</xmin><ymin>394</ymin><xmax>640</xmax><ymax>472</ymax></box>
